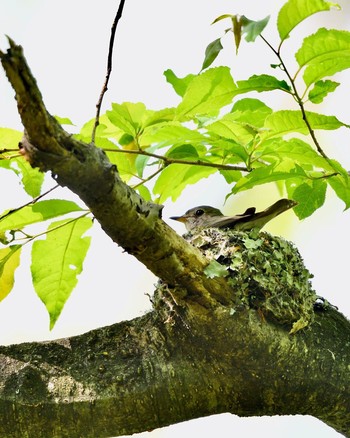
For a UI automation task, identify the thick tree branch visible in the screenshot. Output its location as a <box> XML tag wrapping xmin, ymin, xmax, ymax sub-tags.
<box><xmin>0</xmin><ymin>40</ymin><xmax>233</xmax><ymax>308</ymax></box>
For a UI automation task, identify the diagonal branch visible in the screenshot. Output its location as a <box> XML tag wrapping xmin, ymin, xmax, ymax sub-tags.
<box><xmin>0</xmin><ymin>40</ymin><xmax>234</xmax><ymax>308</ymax></box>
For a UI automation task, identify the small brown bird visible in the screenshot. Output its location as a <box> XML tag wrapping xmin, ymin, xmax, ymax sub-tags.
<box><xmin>170</xmin><ymin>199</ymin><xmax>297</xmax><ymax>232</ymax></box>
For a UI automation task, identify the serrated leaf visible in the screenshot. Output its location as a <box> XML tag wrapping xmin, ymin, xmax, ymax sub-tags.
<box><xmin>328</xmin><ymin>172</ymin><xmax>350</xmax><ymax>209</ymax></box>
<box><xmin>204</xmin><ymin>260</ymin><xmax>228</xmax><ymax>279</ymax></box>
<box><xmin>153</xmin><ymin>164</ymin><xmax>216</xmax><ymax>203</ymax></box>
<box><xmin>263</xmin><ymin>110</ymin><xmax>348</xmax><ymax>139</ymax></box>
<box><xmin>0</xmin><ymin>200</ymin><xmax>84</xmax><ymax>233</ymax></box>
<box><xmin>176</xmin><ymin>67</ymin><xmax>237</xmax><ymax>119</ymax></box>
<box><xmin>292</xmin><ymin>179</ymin><xmax>327</xmax><ymax>219</ymax></box>
<box><xmin>258</xmin><ymin>138</ymin><xmax>334</xmax><ymax>171</ymax></box>
<box><xmin>236</xmin><ymin>74</ymin><xmax>291</xmax><ymax>95</ymax></box>
<box><xmin>164</xmin><ymin>69</ymin><xmax>196</xmax><ymax>97</ymax></box>
<box><xmin>201</xmin><ymin>38</ymin><xmax>223</xmax><ymax>70</ymax></box>
<box><xmin>296</xmin><ymin>28</ymin><xmax>350</xmax><ymax>86</ymax></box>
<box><xmin>232</xmin><ymin>160</ymin><xmax>306</xmax><ymax>193</ymax></box>
<box><xmin>207</xmin><ymin>115</ymin><xmax>257</xmax><ymax>145</ymax></box>
<box><xmin>231</xmin><ymin>98</ymin><xmax>273</xmax><ymax>128</ymax></box>
<box><xmin>308</xmin><ymin>79</ymin><xmax>340</xmax><ymax>103</ymax></box>
<box><xmin>278</xmin><ymin>0</ymin><xmax>339</xmax><ymax>42</ymax></box>
<box><xmin>31</xmin><ymin>217</ymin><xmax>92</xmax><ymax>329</ymax></box>
<box><xmin>0</xmin><ymin>245</ymin><xmax>21</xmax><ymax>301</ymax></box>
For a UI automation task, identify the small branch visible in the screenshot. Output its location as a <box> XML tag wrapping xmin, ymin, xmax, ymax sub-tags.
<box><xmin>259</xmin><ymin>35</ymin><xmax>337</xmax><ymax>170</ymax></box>
<box><xmin>91</xmin><ymin>0</ymin><xmax>127</xmax><ymax>144</ymax></box>
<box><xmin>103</xmin><ymin>147</ymin><xmax>249</xmax><ymax>172</ymax></box>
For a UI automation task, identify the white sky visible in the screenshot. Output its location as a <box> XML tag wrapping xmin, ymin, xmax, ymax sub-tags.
<box><xmin>0</xmin><ymin>1</ymin><xmax>349</xmax><ymax>437</ymax></box>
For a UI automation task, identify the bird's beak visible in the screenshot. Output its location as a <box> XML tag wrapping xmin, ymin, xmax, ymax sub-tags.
<box><xmin>170</xmin><ymin>215</ymin><xmax>187</xmax><ymax>223</ymax></box>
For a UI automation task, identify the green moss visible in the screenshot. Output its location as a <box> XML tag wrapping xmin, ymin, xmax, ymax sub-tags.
<box><xmin>185</xmin><ymin>228</ymin><xmax>316</xmax><ymax>333</ymax></box>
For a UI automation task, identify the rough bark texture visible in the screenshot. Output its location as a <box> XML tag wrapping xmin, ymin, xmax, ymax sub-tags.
<box><xmin>0</xmin><ymin>40</ymin><xmax>349</xmax><ymax>438</ymax></box>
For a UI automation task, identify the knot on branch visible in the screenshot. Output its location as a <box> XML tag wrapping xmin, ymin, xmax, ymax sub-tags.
<box><xmin>182</xmin><ymin>229</ymin><xmax>316</xmax><ymax>334</ymax></box>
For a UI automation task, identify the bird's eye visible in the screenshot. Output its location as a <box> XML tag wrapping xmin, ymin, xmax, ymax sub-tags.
<box><xmin>195</xmin><ymin>209</ymin><xmax>205</xmax><ymax>217</ymax></box>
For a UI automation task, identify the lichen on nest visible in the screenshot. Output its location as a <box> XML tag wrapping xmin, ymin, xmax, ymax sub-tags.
<box><xmin>184</xmin><ymin>228</ymin><xmax>316</xmax><ymax>334</ymax></box>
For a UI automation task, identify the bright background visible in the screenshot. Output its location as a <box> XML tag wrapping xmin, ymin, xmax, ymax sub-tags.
<box><xmin>0</xmin><ymin>1</ymin><xmax>349</xmax><ymax>437</ymax></box>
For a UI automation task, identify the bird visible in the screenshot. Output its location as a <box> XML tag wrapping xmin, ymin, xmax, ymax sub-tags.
<box><xmin>170</xmin><ymin>199</ymin><xmax>297</xmax><ymax>232</ymax></box>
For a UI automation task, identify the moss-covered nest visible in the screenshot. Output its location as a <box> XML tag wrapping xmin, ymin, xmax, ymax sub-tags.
<box><xmin>185</xmin><ymin>228</ymin><xmax>316</xmax><ymax>334</ymax></box>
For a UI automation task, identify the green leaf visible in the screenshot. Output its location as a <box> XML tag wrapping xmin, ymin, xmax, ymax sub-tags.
<box><xmin>0</xmin><ymin>200</ymin><xmax>84</xmax><ymax>233</ymax></box>
<box><xmin>166</xmin><ymin>144</ymin><xmax>201</xmax><ymax>160</ymax></box>
<box><xmin>236</xmin><ymin>74</ymin><xmax>291</xmax><ymax>94</ymax></box>
<box><xmin>296</xmin><ymin>28</ymin><xmax>350</xmax><ymax>86</ymax></box>
<box><xmin>201</xmin><ymin>38</ymin><xmax>223</xmax><ymax>70</ymax></box>
<box><xmin>291</xmin><ymin>179</ymin><xmax>327</xmax><ymax>219</ymax></box>
<box><xmin>232</xmin><ymin>160</ymin><xmax>306</xmax><ymax>193</ymax></box>
<box><xmin>204</xmin><ymin>260</ymin><xmax>228</xmax><ymax>279</ymax></box>
<box><xmin>54</xmin><ymin>116</ymin><xmax>74</xmax><ymax>125</ymax></box>
<box><xmin>107</xmin><ymin>102</ymin><xmax>148</xmax><ymax>136</ymax></box>
<box><xmin>164</xmin><ymin>69</ymin><xmax>196</xmax><ymax>97</ymax></box>
<box><xmin>257</xmin><ymin>138</ymin><xmax>335</xmax><ymax>171</ymax></box>
<box><xmin>241</xmin><ymin>15</ymin><xmax>270</xmax><ymax>42</ymax></box>
<box><xmin>263</xmin><ymin>110</ymin><xmax>348</xmax><ymax>139</ymax></box>
<box><xmin>153</xmin><ymin>164</ymin><xmax>216</xmax><ymax>203</ymax></box>
<box><xmin>0</xmin><ymin>245</ymin><xmax>21</xmax><ymax>301</ymax></box>
<box><xmin>231</xmin><ymin>98</ymin><xmax>273</xmax><ymax>128</ymax></box>
<box><xmin>31</xmin><ymin>217</ymin><xmax>92</xmax><ymax>329</ymax></box>
<box><xmin>328</xmin><ymin>172</ymin><xmax>350</xmax><ymax>209</ymax></box>
<box><xmin>278</xmin><ymin>0</ymin><xmax>339</xmax><ymax>42</ymax></box>
<box><xmin>0</xmin><ymin>128</ymin><xmax>44</xmax><ymax>197</ymax></box>
<box><xmin>207</xmin><ymin>115</ymin><xmax>257</xmax><ymax>145</ymax></box>
<box><xmin>176</xmin><ymin>67</ymin><xmax>237</xmax><ymax>119</ymax></box>
<box><xmin>308</xmin><ymin>79</ymin><xmax>340</xmax><ymax>103</ymax></box>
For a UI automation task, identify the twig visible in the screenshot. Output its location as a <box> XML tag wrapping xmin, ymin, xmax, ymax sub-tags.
<box><xmin>0</xmin><ymin>184</ymin><xmax>59</xmax><ymax>221</ymax></box>
<box><xmin>103</xmin><ymin>147</ymin><xmax>249</xmax><ymax>172</ymax></box>
<box><xmin>91</xmin><ymin>0</ymin><xmax>127</xmax><ymax>144</ymax></box>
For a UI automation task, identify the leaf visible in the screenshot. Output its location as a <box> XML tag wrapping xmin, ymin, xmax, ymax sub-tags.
<box><xmin>176</xmin><ymin>67</ymin><xmax>237</xmax><ymax>119</ymax></box>
<box><xmin>291</xmin><ymin>179</ymin><xmax>327</xmax><ymax>219</ymax></box>
<box><xmin>0</xmin><ymin>128</ymin><xmax>44</xmax><ymax>197</ymax></box>
<box><xmin>107</xmin><ymin>102</ymin><xmax>148</xmax><ymax>136</ymax></box>
<box><xmin>54</xmin><ymin>116</ymin><xmax>74</xmax><ymax>125</ymax></box>
<box><xmin>0</xmin><ymin>200</ymin><xmax>84</xmax><ymax>233</ymax></box>
<box><xmin>232</xmin><ymin>160</ymin><xmax>306</xmax><ymax>193</ymax></box>
<box><xmin>263</xmin><ymin>110</ymin><xmax>348</xmax><ymax>139</ymax></box>
<box><xmin>278</xmin><ymin>0</ymin><xmax>339</xmax><ymax>42</ymax></box>
<box><xmin>166</xmin><ymin>144</ymin><xmax>202</xmax><ymax>160</ymax></box>
<box><xmin>153</xmin><ymin>164</ymin><xmax>216</xmax><ymax>203</ymax></box>
<box><xmin>0</xmin><ymin>245</ymin><xmax>21</xmax><ymax>301</ymax></box>
<box><xmin>241</xmin><ymin>15</ymin><xmax>270</xmax><ymax>42</ymax></box>
<box><xmin>296</xmin><ymin>28</ymin><xmax>350</xmax><ymax>86</ymax></box>
<box><xmin>236</xmin><ymin>74</ymin><xmax>291</xmax><ymax>94</ymax></box>
<box><xmin>201</xmin><ymin>38</ymin><xmax>223</xmax><ymax>70</ymax></box>
<box><xmin>308</xmin><ymin>79</ymin><xmax>340</xmax><ymax>103</ymax></box>
<box><xmin>231</xmin><ymin>98</ymin><xmax>273</xmax><ymax>128</ymax></box>
<box><xmin>207</xmin><ymin>115</ymin><xmax>257</xmax><ymax>146</ymax></box>
<box><xmin>163</xmin><ymin>69</ymin><xmax>196</xmax><ymax>97</ymax></box>
<box><xmin>31</xmin><ymin>217</ymin><xmax>92</xmax><ymax>329</ymax></box>
<box><xmin>204</xmin><ymin>260</ymin><xmax>228</xmax><ymax>279</ymax></box>
<box><xmin>328</xmin><ymin>172</ymin><xmax>350</xmax><ymax>209</ymax></box>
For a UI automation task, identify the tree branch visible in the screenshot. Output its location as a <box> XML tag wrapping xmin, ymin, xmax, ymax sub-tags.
<box><xmin>0</xmin><ymin>39</ymin><xmax>233</xmax><ymax>308</ymax></box>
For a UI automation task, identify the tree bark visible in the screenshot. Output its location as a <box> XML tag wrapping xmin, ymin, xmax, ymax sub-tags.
<box><xmin>0</xmin><ymin>40</ymin><xmax>349</xmax><ymax>438</ymax></box>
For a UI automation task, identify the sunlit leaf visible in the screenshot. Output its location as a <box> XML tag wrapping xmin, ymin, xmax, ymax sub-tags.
<box><xmin>291</xmin><ymin>179</ymin><xmax>327</xmax><ymax>219</ymax></box>
<box><xmin>153</xmin><ymin>164</ymin><xmax>216</xmax><ymax>203</ymax></box>
<box><xmin>231</xmin><ymin>98</ymin><xmax>273</xmax><ymax>128</ymax></box>
<box><xmin>207</xmin><ymin>115</ymin><xmax>257</xmax><ymax>145</ymax></box>
<box><xmin>201</xmin><ymin>38</ymin><xmax>223</xmax><ymax>70</ymax></box>
<box><xmin>176</xmin><ymin>67</ymin><xmax>237</xmax><ymax>119</ymax></box>
<box><xmin>236</xmin><ymin>74</ymin><xmax>291</xmax><ymax>94</ymax></box>
<box><xmin>164</xmin><ymin>69</ymin><xmax>196</xmax><ymax>97</ymax></box>
<box><xmin>328</xmin><ymin>171</ymin><xmax>350</xmax><ymax>209</ymax></box>
<box><xmin>0</xmin><ymin>245</ymin><xmax>21</xmax><ymax>301</ymax></box>
<box><xmin>308</xmin><ymin>79</ymin><xmax>340</xmax><ymax>103</ymax></box>
<box><xmin>296</xmin><ymin>28</ymin><xmax>350</xmax><ymax>86</ymax></box>
<box><xmin>31</xmin><ymin>217</ymin><xmax>92</xmax><ymax>329</ymax></box>
<box><xmin>263</xmin><ymin>110</ymin><xmax>348</xmax><ymax>139</ymax></box>
<box><xmin>278</xmin><ymin>0</ymin><xmax>339</xmax><ymax>42</ymax></box>
<box><xmin>0</xmin><ymin>200</ymin><xmax>84</xmax><ymax>233</ymax></box>
<box><xmin>54</xmin><ymin>116</ymin><xmax>74</xmax><ymax>125</ymax></box>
